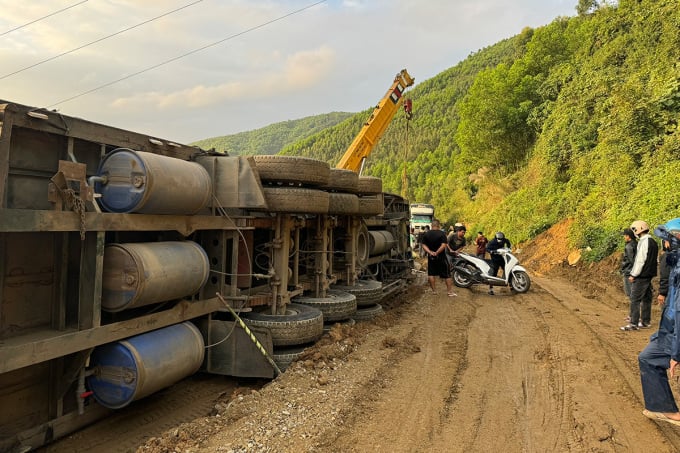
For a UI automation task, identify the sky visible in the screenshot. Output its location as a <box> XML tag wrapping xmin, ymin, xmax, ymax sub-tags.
<box><xmin>0</xmin><ymin>0</ymin><xmax>576</xmax><ymax>144</ymax></box>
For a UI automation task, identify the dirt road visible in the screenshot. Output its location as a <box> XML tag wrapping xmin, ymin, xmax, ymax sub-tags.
<box><xmin>89</xmin><ymin>267</ymin><xmax>675</xmax><ymax>453</ymax></box>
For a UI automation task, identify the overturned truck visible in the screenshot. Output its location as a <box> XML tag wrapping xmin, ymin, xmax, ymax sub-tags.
<box><xmin>0</xmin><ymin>100</ymin><xmax>413</xmax><ymax>450</ymax></box>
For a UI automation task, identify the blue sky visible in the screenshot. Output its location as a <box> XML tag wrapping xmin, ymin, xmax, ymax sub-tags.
<box><xmin>0</xmin><ymin>0</ymin><xmax>575</xmax><ymax>143</ymax></box>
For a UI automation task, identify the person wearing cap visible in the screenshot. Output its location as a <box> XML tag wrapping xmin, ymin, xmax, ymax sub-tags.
<box><xmin>620</xmin><ymin>228</ymin><xmax>637</xmax><ymax>305</ymax></box>
<box><xmin>621</xmin><ymin>220</ymin><xmax>658</xmax><ymax>331</ymax></box>
<box><xmin>638</xmin><ymin>218</ymin><xmax>680</xmax><ymax>425</ymax></box>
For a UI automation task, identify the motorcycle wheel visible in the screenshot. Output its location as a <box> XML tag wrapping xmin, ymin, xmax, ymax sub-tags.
<box><xmin>510</xmin><ymin>270</ymin><xmax>531</xmax><ymax>293</ymax></box>
<box><xmin>452</xmin><ymin>264</ymin><xmax>475</xmax><ymax>288</ymax></box>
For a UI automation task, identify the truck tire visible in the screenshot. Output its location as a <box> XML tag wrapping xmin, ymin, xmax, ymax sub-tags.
<box><xmin>358</xmin><ymin>195</ymin><xmax>384</xmax><ymax>216</ymax></box>
<box><xmin>352</xmin><ymin>303</ymin><xmax>384</xmax><ymax>321</ymax></box>
<box><xmin>357</xmin><ymin>176</ymin><xmax>382</xmax><ymax>195</ymax></box>
<box><xmin>253</xmin><ymin>155</ymin><xmax>330</xmax><ymax>187</ymax></box>
<box><xmin>323</xmin><ymin>168</ymin><xmax>359</xmax><ymax>193</ymax></box>
<box><xmin>272</xmin><ymin>345</ymin><xmax>310</xmax><ymax>371</ymax></box>
<box><xmin>331</xmin><ymin>280</ymin><xmax>383</xmax><ymax>307</ymax></box>
<box><xmin>241</xmin><ymin>303</ymin><xmax>324</xmax><ymax>346</ymax></box>
<box><xmin>323</xmin><ymin>318</ymin><xmax>355</xmax><ymax>333</ymax></box>
<box><xmin>258</xmin><ymin>187</ymin><xmax>330</xmax><ymax>214</ymax></box>
<box><xmin>328</xmin><ymin>193</ymin><xmax>360</xmax><ymax>215</ymax></box>
<box><xmin>293</xmin><ymin>290</ymin><xmax>357</xmax><ymax>322</ymax></box>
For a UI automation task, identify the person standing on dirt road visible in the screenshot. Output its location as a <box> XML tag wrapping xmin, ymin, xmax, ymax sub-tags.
<box><xmin>417</xmin><ymin>226</ymin><xmax>430</xmax><ymax>258</ymax></box>
<box><xmin>421</xmin><ymin>219</ymin><xmax>456</xmax><ymax>297</ymax></box>
<box><xmin>621</xmin><ymin>220</ymin><xmax>658</xmax><ymax>331</ymax></box>
<box><xmin>475</xmin><ymin>231</ymin><xmax>489</xmax><ymax>259</ymax></box>
<box><xmin>446</xmin><ymin>224</ymin><xmax>467</xmax><ymax>268</ymax></box>
<box><xmin>638</xmin><ymin>218</ymin><xmax>680</xmax><ymax>426</ymax></box>
<box><xmin>486</xmin><ymin>232</ymin><xmax>511</xmax><ymax>295</ymax></box>
<box><xmin>621</xmin><ymin>228</ymin><xmax>637</xmax><ymax>309</ymax></box>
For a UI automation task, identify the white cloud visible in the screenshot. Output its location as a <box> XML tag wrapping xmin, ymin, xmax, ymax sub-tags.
<box><xmin>0</xmin><ymin>0</ymin><xmax>575</xmax><ymax>142</ymax></box>
<box><xmin>110</xmin><ymin>45</ymin><xmax>335</xmax><ymax>110</ymax></box>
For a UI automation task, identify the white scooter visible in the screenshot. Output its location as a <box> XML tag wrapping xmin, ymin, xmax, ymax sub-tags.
<box><xmin>450</xmin><ymin>248</ymin><xmax>531</xmax><ymax>293</ymax></box>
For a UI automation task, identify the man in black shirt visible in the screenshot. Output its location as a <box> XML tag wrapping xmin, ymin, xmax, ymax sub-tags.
<box><xmin>421</xmin><ymin>219</ymin><xmax>456</xmax><ymax>297</ymax></box>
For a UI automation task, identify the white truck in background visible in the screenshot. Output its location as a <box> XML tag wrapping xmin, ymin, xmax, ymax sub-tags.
<box><xmin>409</xmin><ymin>203</ymin><xmax>435</xmax><ymax>251</ymax></box>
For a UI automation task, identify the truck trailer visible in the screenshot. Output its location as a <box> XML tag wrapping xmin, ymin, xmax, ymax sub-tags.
<box><xmin>0</xmin><ymin>99</ymin><xmax>413</xmax><ymax>450</ymax></box>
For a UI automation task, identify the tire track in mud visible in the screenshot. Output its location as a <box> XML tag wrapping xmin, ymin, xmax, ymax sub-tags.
<box><xmin>314</xmin><ymin>292</ymin><xmax>478</xmax><ymax>453</ymax></box>
<box><xmin>534</xmin><ymin>276</ymin><xmax>680</xmax><ymax>451</ymax></box>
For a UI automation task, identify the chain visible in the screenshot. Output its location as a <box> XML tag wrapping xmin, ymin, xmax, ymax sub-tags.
<box><xmin>63</xmin><ymin>188</ymin><xmax>87</xmax><ymax>240</ymax></box>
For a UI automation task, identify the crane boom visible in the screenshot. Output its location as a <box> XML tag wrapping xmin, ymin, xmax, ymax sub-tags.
<box><xmin>336</xmin><ymin>69</ymin><xmax>414</xmax><ymax>173</ymax></box>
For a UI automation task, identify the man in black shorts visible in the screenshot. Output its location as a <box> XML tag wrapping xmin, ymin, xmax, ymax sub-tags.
<box><xmin>421</xmin><ymin>219</ymin><xmax>456</xmax><ymax>297</ymax></box>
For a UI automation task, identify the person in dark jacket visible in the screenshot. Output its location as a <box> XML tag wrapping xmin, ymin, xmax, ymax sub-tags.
<box><xmin>486</xmin><ymin>231</ymin><xmax>511</xmax><ymax>295</ymax></box>
<box><xmin>621</xmin><ymin>220</ymin><xmax>658</xmax><ymax>331</ymax></box>
<box><xmin>658</xmin><ymin>239</ymin><xmax>673</xmax><ymax>307</ymax></box>
<box><xmin>621</xmin><ymin>228</ymin><xmax>637</xmax><ymax>324</ymax></box>
<box><xmin>638</xmin><ymin>218</ymin><xmax>680</xmax><ymax>425</ymax></box>
<box><xmin>621</xmin><ymin>228</ymin><xmax>637</xmax><ymax>300</ymax></box>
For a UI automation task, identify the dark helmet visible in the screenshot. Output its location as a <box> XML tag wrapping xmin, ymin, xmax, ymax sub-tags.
<box><xmin>495</xmin><ymin>232</ymin><xmax>505</xmax><ymax>240</ymax></box>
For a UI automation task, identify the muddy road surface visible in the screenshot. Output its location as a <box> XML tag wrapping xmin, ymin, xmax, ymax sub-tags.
<box><xmin>45</xmin><ymin>267</ymin><xmax>680</xmax><ymax>452</ymax></box>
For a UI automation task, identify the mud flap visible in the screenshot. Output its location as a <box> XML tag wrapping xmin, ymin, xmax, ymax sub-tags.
<box><xmin>196</xmin><ymin>319</ymin><xmax>275</xmax><ymax>379</ymax></box>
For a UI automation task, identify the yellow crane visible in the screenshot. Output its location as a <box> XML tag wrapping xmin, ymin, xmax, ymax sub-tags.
<box><xmin>336</xmin><ymin>69</ymin><xmax>414</xmax><ymax>173</ymax></box>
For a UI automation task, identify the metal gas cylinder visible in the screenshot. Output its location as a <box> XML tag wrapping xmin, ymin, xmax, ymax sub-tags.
<box><xmin>102</xmin><ymin>241</ymin><xmax>210</xmax><ymax>312</ymax></box>
<box><xmin>369</xmin><ymin>230</ymin><xmax>396</xmax><ymax>256</ymax></box>
<box><xmin>96</xmin><ymin>148</ymin><xmax>211</xmax><ymax>214</ymax></box>
<box><xmin>87</xmin><ymin>322</ymin><xmax>205</xmax><ymax>409</ymax></box>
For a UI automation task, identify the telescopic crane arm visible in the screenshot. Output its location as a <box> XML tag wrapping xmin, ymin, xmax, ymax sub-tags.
<box><xmin>336</xmin><ymin>69</ymin><xmax>414</xmax><ymax>173</ymax></box>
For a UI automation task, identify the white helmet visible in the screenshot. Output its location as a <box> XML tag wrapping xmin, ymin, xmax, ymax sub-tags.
<box><xmin>630</xmin><ymin>220</ymin><xmax>649</xmax><ymax>237</ymax></box>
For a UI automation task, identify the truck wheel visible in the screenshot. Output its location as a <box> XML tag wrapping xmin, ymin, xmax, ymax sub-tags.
<box><xmin>358</xmin><ymin>195</ymin><xmax>384</xmax><ymax>216</ymax></box>
<box><xmin>253</xmin><ymin>155</ymin><xmax>330</xmax><ymax>187</ymax></box>
<box><xmin>328</xmin><ymin>193</ymin><xmax>360</xmax><ymax>215</ymax></box>
<box><xmin>272</xmin><ymin>345</ymin><xmax>310</xmax><ymax>371</ymax></box>
<box><xmin>258</xmin><ymin>187</ymin><xmax>329</xmax><ymax>214</ymax></box>
<box><xmin>352</xmin><ymin>303</ymin><xmax>384</xmax><ymax>321</ymax></box>
<box><xmin>323</xmin><ymin>317</ymin><xmax>355</xmax><ymax>333</ymax></box>
<box><xmin>292</xmin><ymin>290</ymin><xmax>357</xmax><ymax>322</ymax></box>
<box><xmin>242</xmin><ymin>303</ymin><xmax>324</xmax><ymax>346</ymax></box>
<box><xmin>331</xmin><ymin>280</ymin><xmax>383</xmax><ymax>307</ymax></box>
<box><xmin>357</xmin><ymin>176</ymin><xmax>382</xmax><ymax>195</ymax></box>
<box><xmin>323</xmin><ymin>168</ymin><xmax>359</xmax><ymax>192</ymax></box>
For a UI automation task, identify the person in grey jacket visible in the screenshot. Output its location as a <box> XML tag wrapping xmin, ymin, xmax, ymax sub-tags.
<box><xmin>621</xmin><ymin>220</ymin><xmax>659</xmax><ymax>331</ymax></box>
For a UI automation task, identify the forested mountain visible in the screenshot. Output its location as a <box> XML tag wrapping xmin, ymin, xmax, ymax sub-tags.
<box><xmin>190</xmin><ymin>112</ymin><xmax>352</xmax><ymax>155</ymax></box>
<box><xmin>277</xmin><ymin>0</ymin><xmax>680</xmax><ymax>261</ymax></box>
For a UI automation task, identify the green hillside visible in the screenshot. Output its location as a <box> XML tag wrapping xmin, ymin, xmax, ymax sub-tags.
<box><xmin>278</xmin><ymin>0</ymin><xmax>680</xmax><ymax>261</ymax></box>
<box><xmin>190</xmin><ymin>112</ymin><xmax>353</xmax><ymax>155</ymax></box>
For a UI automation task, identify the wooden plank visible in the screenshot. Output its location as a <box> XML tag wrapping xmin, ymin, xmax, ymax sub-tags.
<box><xmin>0</xmin><ymin>298</ymin><xmax>224</xmax><ymax>374</ymax></box>
<box><xmin>0</xmin><ymin>209</ymin><xmax>252</xmax><ymax>234</ymax></box>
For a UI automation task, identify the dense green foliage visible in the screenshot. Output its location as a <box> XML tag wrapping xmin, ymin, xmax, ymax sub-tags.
<box><xmin>282</xmin><ymin>0</ymin><xmax>680</xmax><ymax>260</ymax></box>
<box><xmin>198</xmin><ymin>0</ymin><xmax>680</xmax><ymax>261</ymax></box>
<box><xmin>190</xmin><ymin>112</ymin><xmax>352</xmax><ymax>155</ymax></box>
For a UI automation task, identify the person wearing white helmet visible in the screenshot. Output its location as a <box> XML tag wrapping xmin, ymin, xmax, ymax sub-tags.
<box><xmin>638</xmin><ymin>218</ymin><xmax>680</xmax><ymax>425</ymax></box>
<box><xmin>621</xmin><ymin>220</ymin><xmax>658</xmax><ymax>331</ymax></box>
